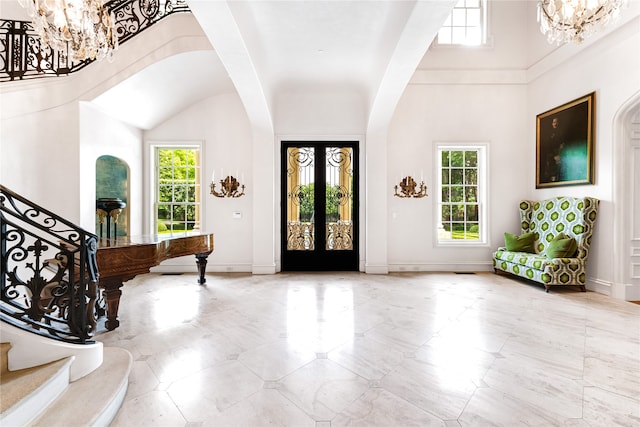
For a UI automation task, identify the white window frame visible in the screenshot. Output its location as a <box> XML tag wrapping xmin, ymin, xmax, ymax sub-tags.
<box><xmin>435</xmin><ymin>143</ymin><xmax>488</xmax><ymax>247</ymax></box>
<box><xmin>148</xmin><ymin>142</ymin><xmax>203</xmax><ymax>235</ymax></box>
<box><xmin>436</xmin><ymin>0</ymin><xmax>488</xmax><ymax>47</ymax></box>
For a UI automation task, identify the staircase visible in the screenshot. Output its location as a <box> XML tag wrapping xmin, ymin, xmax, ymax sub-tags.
<box><xmin>1</xmin><ymin>328</ymin><xmax>132</xmax><ymax>426</ymax></box>
<box><xmin>1</xmin><ymin>185</ymin><xmax>133</xmax><ymax>426</ymax></box>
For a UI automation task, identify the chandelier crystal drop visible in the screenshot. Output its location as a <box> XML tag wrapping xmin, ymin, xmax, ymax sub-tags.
<box><xmin>538</xmin><ymin>0</ymin><xmax>627</xmax><ymax>45</ymax></box>
<box><xmin>19</xmin><ymin>0</ymin><xmax>118</xmax><ymax>61</ymax></box>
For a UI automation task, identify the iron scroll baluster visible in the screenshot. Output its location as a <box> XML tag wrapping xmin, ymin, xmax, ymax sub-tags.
<box><xmin>1</xmin><ymin>185</ymin><xmax>100</xmax><ymax>343</ymax></box>
<box><xmin>0</xmin><ymin>0</ymin><xmax>191</xmax><ymax>82</ymax></box>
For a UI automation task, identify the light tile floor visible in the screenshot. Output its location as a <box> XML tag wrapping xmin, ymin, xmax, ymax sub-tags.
<box><xmin>98</xmin><ymin>272</ymin><xmax>640</xmax><ymax>427</ymax></box>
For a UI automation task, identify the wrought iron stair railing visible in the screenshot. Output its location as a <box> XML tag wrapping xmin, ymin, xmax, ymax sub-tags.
<box><xmin>1</xmin><ymin>185</ymin><xmax>100</xmax><ymax>344</ymax></box>
<box><xmin>0</xmin><ymin>0</ymin><xmax>190</xmax><ymax>82</ymax></box>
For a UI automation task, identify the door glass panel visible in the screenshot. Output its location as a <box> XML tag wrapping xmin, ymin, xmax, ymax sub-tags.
<box><xmin>326</xmin><ymin>147</ymin><xmax>353</xmax><ymax>250</ymax></box>
<box><xmin>286</xmin><ymin>147</ymin><xmax>315</xmax><ymax>250</ymax></box>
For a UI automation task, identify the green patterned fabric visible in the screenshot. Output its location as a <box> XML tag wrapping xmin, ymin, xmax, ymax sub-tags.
<box><xmin>492</xmin><ymin>197</ymin><xmax>599</xmax><ymax>290</ymax></box>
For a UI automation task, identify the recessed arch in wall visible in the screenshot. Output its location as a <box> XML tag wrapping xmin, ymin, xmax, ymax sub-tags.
<box><xmin>96</xmin><ymin>155</ymin><xmax>130</xmax><ymax>237</ymax></box>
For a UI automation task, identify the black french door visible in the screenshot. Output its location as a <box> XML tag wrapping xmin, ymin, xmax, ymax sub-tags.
<box><xmin>281</xmin><ymin>142</ymin><xmax>359</xmax><ymax>271</ymax></box>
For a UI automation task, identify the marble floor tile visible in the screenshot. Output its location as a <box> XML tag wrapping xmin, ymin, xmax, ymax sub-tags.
<box><xmin>458</xmin><ymin>387</ymin><xmax>583</xmax><ymax>427</ymax></box>
<box><xmin>482</xmin><ymin>354</ymin><xmax>584</xmax><ymax>418</ymax></box>
<box><xmin>122</xmin><ymin>360</ymin><xmax>161</xmax><ymax>401</ymax></box>
<box><xmin>583</xmin><ymin>356</ymin><xmax>640</xmax><ymax>400</ymax></box>
<box><xmin>582</xmin><ymin>386</ymin><xmax>640</xmax><ymax>426</ymax></box>
<box><xmin>414</xmin><ymin>336</ymin><xmax>496</xmax><ymax>383</ymax></box>
<box><xmin>96</xmin><ymin>272</ymin><xmax>640</xmax><ymax>426</ymax></box>
<box><xmin>277</xmin><ymin>358</ymin><xmax>370</xmax><ymax>421</ymax></box>
<box><xmin>238</xmin><ymin>339</ymin><xmax>317</xmax><ymax>381</ymax></box>
<box><xmin>379</xmin><ymin>357</ymin><xmax>477</xmax><ymax>420</ymax></box>
<box><xmin>332</xmin><ymin>388</ymin><xmax>446</xmax><ymax>427</ymax></box>
<box><xmin>110</xmin><ymin>390</ymin><xmax>186</xmax><ymax>427</ymax></box>
<box><xmin>433</xmin><ymin>316</ymin><xmax>512</xmax><ymax>354</ymax></box>
<box><xmin>584</xmin><ymin>325</ymin><xmax>640</xmax><ymax>361</ymax></box>
<box><xmin>328</xmin><ymin>335</ymin><xmax>406</xmax><ymax>380</ymax></box>
<box><xmin>285</xmin><ymin>313</ymin><xmax>356</xmax><ymax>353</ymax></box>
<box><xmin>167</xmin><ymin>360</ymin><xmax>264</xmax><ymax>421</ymax></box>
<box><xmin>363</xmin><ymin>309</ymin><xmax>444</xmax><ymax>352</ymax></box>
<box><xmin>202</xmin><ymin>389</ymin><xmax>316</xmax><ymax>427</ymax></box>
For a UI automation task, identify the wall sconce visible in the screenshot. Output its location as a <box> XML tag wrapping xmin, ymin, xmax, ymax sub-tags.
<box><xmin>210</xmin><ymin>174</ymin><xmax>246</xmax><ymax>198</ymax></box>
<box><xmin>394</xmin><ymin>176</ymin><xmax>427</xmax><ymax>198</ymax></box>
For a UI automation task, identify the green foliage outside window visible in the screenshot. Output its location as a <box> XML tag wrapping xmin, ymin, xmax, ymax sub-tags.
<box><xmin>298</xmin><ymin>183</ymin><xmax>345</xmax><ymax>222</ymax></box>
<box><xmin>156</xmin><ymin>148</ymin><xmax>200</xmax><ymax>233</ymax></box>
<box><xmin>440</xmin><ymin>149</ymin><xmax>480</xmax><ymax>241</ymax></box>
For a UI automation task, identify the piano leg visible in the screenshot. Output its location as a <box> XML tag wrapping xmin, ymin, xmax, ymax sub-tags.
<box><xmin>100</xmin><ymin>278</ymin><xmax>124</xmax><ymax>331</ymax></box>
<box><xmin>195</xmin><ymin>253</ymin><xmax>209</xmax><ymax>285</ymax></box>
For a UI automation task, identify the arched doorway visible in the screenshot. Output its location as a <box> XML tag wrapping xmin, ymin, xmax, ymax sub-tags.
<box><xmin>613</xmin><ymin>92</ymin><xmax>640</xmax><ymax>301</ymax></box>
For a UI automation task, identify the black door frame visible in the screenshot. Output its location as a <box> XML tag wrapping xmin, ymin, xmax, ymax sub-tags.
<box><xmin>281</xmin><ymin>141</ymin><xmax>359</xmax><ymax>271</ymax></box>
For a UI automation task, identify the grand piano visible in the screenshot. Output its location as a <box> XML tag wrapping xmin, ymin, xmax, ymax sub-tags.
<box><xmin>96</xmin><ymin>232</ymin><xmax>214</xmax><ymax>331</ymax></box>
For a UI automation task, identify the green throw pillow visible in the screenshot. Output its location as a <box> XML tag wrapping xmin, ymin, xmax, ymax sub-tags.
<box><xmin>546</xmin><ymin>232</ymin><xmax>578</xmax><ymax>258</ymax></box>
<box><xmin>504</xmin><ymin>232</ymin><xmax>536</xmax><ymax>253</ymax></box>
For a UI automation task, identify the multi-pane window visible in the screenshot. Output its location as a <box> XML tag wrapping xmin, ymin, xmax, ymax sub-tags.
<box><xmin>437</xmin><ymin>0</ymin><xmax>486</xmax><ymax>46</ymax></box>
<box><xmin>437</xmin><ymin>145</ymin><xmax>486</xmax><ymax>244</ymax></box>
<box><xmin>155</xmin><ymin>146</ymin><xmax>201</xmax><ymax>234</ymax></box>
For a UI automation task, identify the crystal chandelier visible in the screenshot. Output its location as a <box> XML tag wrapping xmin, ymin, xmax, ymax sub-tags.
<box><xmin>19</xmin><ymin>0</ymin><xmax>118</xmax><ymax>61</ymax></box>
<box><xmin>538</xmin><ymin>0</ymin><xmax>626</xmax><ymax>45</ymax></box>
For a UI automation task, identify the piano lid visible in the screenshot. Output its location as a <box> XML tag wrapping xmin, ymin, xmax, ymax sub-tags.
<box><xmin>98</xmin><ymin>232</ymin><xmax>214</xmax><ymax>248</ymax></box>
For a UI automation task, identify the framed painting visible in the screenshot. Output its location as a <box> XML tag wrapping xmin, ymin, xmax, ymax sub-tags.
<box><xmin>536</xmin><ymin>92</ymin><xmax>595</xmax><ymax>188</ymax></box>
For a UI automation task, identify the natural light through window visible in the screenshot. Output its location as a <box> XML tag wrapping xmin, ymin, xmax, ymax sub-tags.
<box><xmin>436</xmin><ymin>144</ymin><xmax>487</xmax><ymax>245</ymax></box>
<box><xmin>437</xmin><ymin>0</ymin><xmax>487</xmax><ymax>46</ymax></box>
<box><xmin>153</xmin><ymin>145</ymin><xmax>201</xmax><ymax>234</ymax></box>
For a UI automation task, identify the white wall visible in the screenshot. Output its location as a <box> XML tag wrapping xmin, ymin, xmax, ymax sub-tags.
<box><xmin>527</xmin><ymin>17</ymin><xmax>640</xmax><ymax>295</ymax></box>
<box><xmin>79</xmin><ymin>103</ymin><xmax>144</xmax><ymax>234</ymax></box>
<box><xmin>274</xmin><ymin>87</ymin><xmax>367</xmax><ymax>135</ymax></box>
<box><xmin>420</xmin><ymin>1</ymin><xmax>533</xmax><ymax>70</ymax></box>
<box><xmin>1</xmin><ymin>102</ymin><xmax>81</xmax><ymax>221</ymax></box>
<box><xmin>144</xmin><ymin>93</ymin><xmax>254</xmax><ymax>272</ymax></box>
<box><xmin>392</xmin><ymin>3</ymin><xmax>640</xmax><ymax>288</ymax></box>
<box><xmin>387</xmin><ymin>83</ymin><xmax>528</xmax><ymax>271</ymax></box>
<box><xmin>0</xmin><ymin>99</ymin><xmax>143</xmax><ymax>234</ymax></box>
<box><xmin>0</xmin><ymin>12</ymin><xmax>210</xmax><ymax>225</ymax></box>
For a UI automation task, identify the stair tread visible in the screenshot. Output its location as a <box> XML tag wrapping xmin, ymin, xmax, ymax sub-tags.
<box><xmin>32</xmin><ymin>347</ymin><xmax>132</xmax><ymax>427</ymax></box>
<box><xmin>0</xmin><ymin>357</ymin><xmax>72</xmax><ymax>414</ymax></box>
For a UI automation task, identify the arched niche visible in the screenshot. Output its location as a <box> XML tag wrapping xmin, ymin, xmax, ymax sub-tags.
<box><xmin>96</xmin><ymin>155</ymin><xmax>130</xmax><ymax>237</ymax></box>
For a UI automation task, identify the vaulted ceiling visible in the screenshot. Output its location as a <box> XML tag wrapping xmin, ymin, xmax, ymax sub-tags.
<box><xmin>96</xmin><ymin>0</ymin><xmax>457</xmax><ymax>129</ymax></box>
<box><xmin>4</xmin><ymin>1</ymin><xmax>638</xmax><ymax>130</ymax></box>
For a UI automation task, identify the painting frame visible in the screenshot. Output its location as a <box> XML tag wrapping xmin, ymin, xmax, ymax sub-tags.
<box><xmin>536</xmin><ymin>92</ymin><xmax>596</xmax><ymax>188</ymax></box>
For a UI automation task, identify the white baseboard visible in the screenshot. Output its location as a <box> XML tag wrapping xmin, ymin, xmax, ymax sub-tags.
<box><xmin>364</xmin><ymin>264</ymin><xmax>389</xmax><ymax>274</ymax></box>
<box><xmin>624</xmin><ymin>283</ymin><xmax>640</xmax><ymax>301</ymax></box>
<box><xmin>388</xmin><ymin>261</ymin><xmax>493</xmax><ymax>273</ymax></box>
<box><xmin>587</xmin><ymin>278</ymin><xmax>612</xmax><ymax>296</ymax></box>
<box><xmin>252</xmin><ymin>264</ymin><xmax>277</xmax><ymax>275</ymax></box>
<box><xmin>150</xmin><ymin>264</ymin><xmax>252</xmax><ymax>274</ymax></box>
<box><xmin>607</xmin><ymin>280</ymin><xmax>640</xmax><ymax>301</ymax></box>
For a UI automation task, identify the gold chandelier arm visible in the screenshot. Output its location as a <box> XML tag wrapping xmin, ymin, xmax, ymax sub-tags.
<box><xmin>210</xmin><ymin>176</ymin><xmax>246</xmax><ymax>198</ymax></box>
<box><xmin>210</xmin><ymin>182</ymin><xmax>224</xmax><ymax>198</ymax></box>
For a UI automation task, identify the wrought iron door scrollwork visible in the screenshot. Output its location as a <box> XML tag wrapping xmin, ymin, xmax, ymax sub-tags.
<box><xmin>326</xmin><ymin>220</ymin><xmax>353</xmax><ymax>250</ymax></box>
<box><xmin>287</xmin><ymin>221</ymin><xmax>314</xmax><ymax>251</ymax></box>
